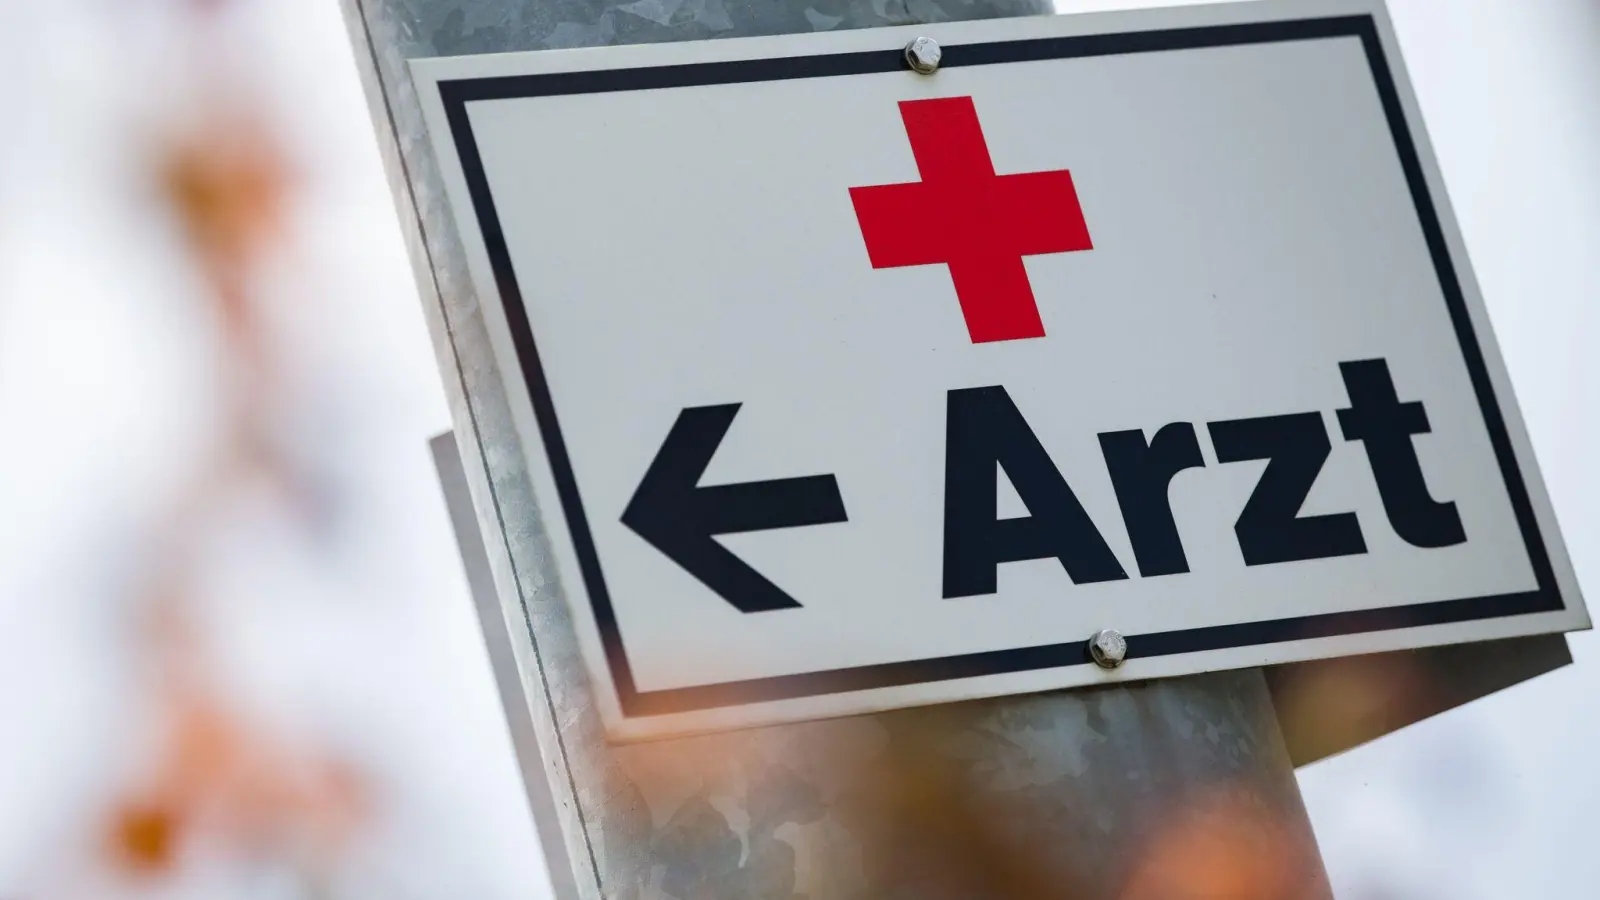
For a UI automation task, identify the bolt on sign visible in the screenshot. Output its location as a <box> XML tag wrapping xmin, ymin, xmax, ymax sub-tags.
<box><xmin>414</xmin><ymin>0</ymin><xmax>1589</xmax><ymax>740</ymax></box>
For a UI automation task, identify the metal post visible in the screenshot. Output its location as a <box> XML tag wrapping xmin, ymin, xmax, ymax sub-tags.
<box><xmin>351</xmin><ymin>2</ymin><xmax>1334</xmax><ymax>897</ymax></box>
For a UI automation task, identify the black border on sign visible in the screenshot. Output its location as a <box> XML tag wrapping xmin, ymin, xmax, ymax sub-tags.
<box><xmin>437</xmin><ymin>14</ymin><xmax>1565</xmax><ymax>719</ymax></box>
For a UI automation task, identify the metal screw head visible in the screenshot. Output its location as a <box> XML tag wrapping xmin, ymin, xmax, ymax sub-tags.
<box><xmin>1088</xmin><ymin>629</ymin><xmax>1127</xmax><ymax>669</ymax></box>
<box><xmin>904</xmin><ymin>37</ymin><xmax>942</xmax><ymax>75</ymax></box>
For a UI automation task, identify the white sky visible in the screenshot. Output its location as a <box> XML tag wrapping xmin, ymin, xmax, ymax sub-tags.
<box><xmin>0</xmin><ymin>0</ymin><xmax>1594</xmax><ymax>897</ymax></box>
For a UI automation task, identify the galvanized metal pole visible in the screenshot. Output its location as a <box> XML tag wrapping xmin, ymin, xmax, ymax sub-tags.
<box><xmin>348</xmin><ymin>2</ymin><xmax>1334</xmax><ymax>897</ymax></box>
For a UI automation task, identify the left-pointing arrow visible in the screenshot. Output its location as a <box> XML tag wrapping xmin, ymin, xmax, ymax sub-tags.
<box><xmin>621</xmin><ymin>404</ymin><xmax>848</xmax><ymax>613</ymax></box>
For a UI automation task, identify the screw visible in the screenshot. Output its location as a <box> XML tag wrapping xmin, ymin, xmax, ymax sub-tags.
<box><xmin>904</xmin><ymin>37</ymin><xmax>942</xmax><ymax>75</ymax></box>
<box><xmin>1088</xmin><ymin>629</ymin><xmax>1127</xmax><ymax>669</ymax></box>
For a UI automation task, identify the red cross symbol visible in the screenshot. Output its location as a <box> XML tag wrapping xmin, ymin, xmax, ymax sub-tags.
<box><xmin>849</xmin><ymin>96</ymin><xmax>1093</xmax><ymax>344</ymax></box>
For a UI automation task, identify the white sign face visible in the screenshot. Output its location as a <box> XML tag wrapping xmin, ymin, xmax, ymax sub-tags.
<box><xmin>415</xmin><ymin>0</ymin><xmax>1587</xmax><ymax>740</ymax></box>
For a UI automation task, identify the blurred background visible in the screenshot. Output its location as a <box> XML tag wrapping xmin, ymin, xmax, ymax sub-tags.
<box><xmin>0</xmin><ymin>0</ymin><xmax>1594</xmax><ymax>897</ymax></box>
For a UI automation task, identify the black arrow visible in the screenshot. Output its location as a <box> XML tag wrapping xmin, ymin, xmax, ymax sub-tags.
<box><xmin>621</xmin><ymin>404</ymin><xmax>848</xmax><ymax>613</ymax></box>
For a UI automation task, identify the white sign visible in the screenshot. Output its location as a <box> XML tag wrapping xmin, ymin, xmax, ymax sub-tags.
<box><xmin>415</xmin><ymin>0</ymin><xmax>1588</xmax><ymax>740</ymax></box>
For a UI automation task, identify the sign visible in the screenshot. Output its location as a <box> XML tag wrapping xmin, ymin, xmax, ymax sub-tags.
<box><xmin>414</xmin><ymin>0</ymin><xmax>1588</xmax><ymax>740</ymax></box>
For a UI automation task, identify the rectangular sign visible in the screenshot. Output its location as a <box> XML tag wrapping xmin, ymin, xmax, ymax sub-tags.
<box><xmin>414</xmin><ymin>0</ymin><xmax>1588</xmax><ymax>740</ymax></box>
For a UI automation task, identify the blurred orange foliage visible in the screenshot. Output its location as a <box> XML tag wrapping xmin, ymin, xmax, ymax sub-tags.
<box><xmin>95</xmin><ymin>49</ymin><xmax>365</xmax><ymax>887</ymax></box>
<box><xmin>1121</xmin><ymin>786</ymin><xmax>1310</xmax><ymax>900</ymax></box>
